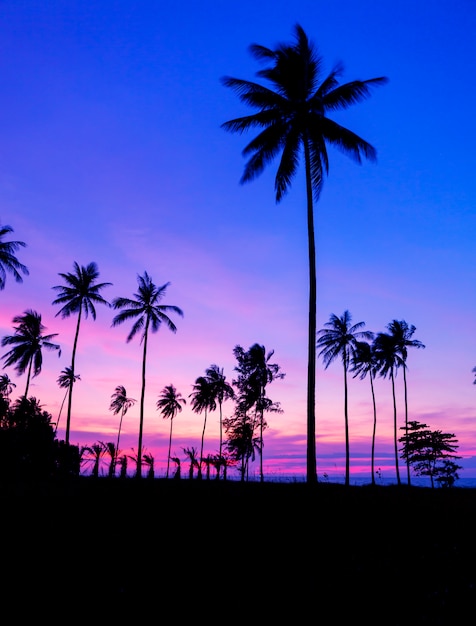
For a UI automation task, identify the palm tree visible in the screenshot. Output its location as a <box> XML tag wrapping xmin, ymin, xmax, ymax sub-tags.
<box><xmin>0</xmin><ymin>223</ymin><xmax>29</xmax><ymax>290</ymax></box>
<box><xmin>109</xmin><ymin>385</ymin><xmax>136</xmax><ymax>475</ymax></box>
<box><xmin>351</xmin><ymin>340</ymin><xmax>379</xmax><ymax>485</ymax></box>
<box><xmin>0</xmin><ymin>373</ymin><xmax>16</xmax><ymax>398</ymax></box>
<box><xmin>205</xmin><ymin>364</ymin><xmax>235</xmax><ymax>463</ymax></box>
<box><xmin>55</xmin><ymin>366</ymin><xmax>81</xmax><ymax>435</ymax></box>
<box><xmin>473</xmin><ymin>366</ymin><xmax>476</xmax><ymax>384</ymax></box>
<box><xmin>221</xmin><ymin>25</ymin><xmax>388</xmax><ymax>483</ymax></box>
<box><xmin>52</xmin><ymin>261</ymin><xmax>112</xmax><ymax>444</ymax></box>
<box><xmin>1</xmin><ymin>309</ymin><xmax>61</xmax><ymax>398</ymax></box>
<box><xmin>189</xmin><ymin>374</ymin><xmax>216</xmax><ymax>478</ymax></box>
<box><xmin>182</xmin><ymin>446</ymin><xmax>199</xmax><ymax>480</ymax></box>
<box><xmin>111</xmin><ymin>272</ymin><xmax>183</xmax><ymax>479</ymax></box>
<box><xmin>385</xmin><ymin>320</ymin><xmax>425</xmax><ymax>485</ymax></box>
<box><xmin>316</xmin><ymin>311</ymin><xmax>373</xmax><ymax>486</ymax></box>
<box><xmin>156</xmin><ymin>384</ymin><xmax>186</xmax><ymax>479</ymax></box>
<box><xmin>373</xmin><ymin>331</ymin><xmax>404</xmax><ymax>486</ymax></box>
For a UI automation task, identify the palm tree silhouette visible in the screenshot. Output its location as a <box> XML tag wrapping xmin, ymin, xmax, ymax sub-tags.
<box><xmin>189</xmin><ymin>374</ymin><xmax>216</xmax><ymax>479</ymax></box>
<box><xmin>182</xmin><ymin>446</ymin><xmax>199</xmax><ymax>480</ymax></box>
<box><xmin>52</xmin><ymin>261</ymin><xmax>111</xmax><ymax>444</ymax></box>
<box><xmin>55</xmin><ymin>366</ymin><xmax>81</xmax><ymax>435</ymax></box>
<box><xmin>373</xmin><ymin>331</ymin><xmax>404</xmax><ymax>486</ymax></box>
<box><xmin>221</xmin><ymin>24</ymin><xmax>388</xmax><ymax>483</ymax></box>
<box><xmin>0</xmin><ymin>223</ymin><xmax>29</xmax><ymax>290</ymax></box>
<box><xmin>109</xmin><ymin>385</ymin><xmax>136</xmax><ymax>475</ymax></box>
<box><xmin>0</xmin><ymin>373</ymin><xmax>16</xmax><ymax>398</ymax></box>
<box><xmin>473</xmin><ymin>366</ymin><xmax>476</xmax><ymax>384</ymax></box>
<box><xmin>351</xmin><ymin>340</ymin><xmax>379</xmax><ymax>485</ymax></box>
<box><xmin>111</xmin><ymin>272</ymin><xmax>183</xmax><ymax>478</ymax></box>
<box><xmin>205</xmin><ymin>364</ymin><xmax>235</xmax><ymax>464</ymax></box>
<box><xmin>1</xmin><ymin>309</ymin><xmax>61</xmax><ymax>398</ymax></box>
<box><xmin>385</xmin><ymin>320</ymin><xmax>425</xmax><ymax>485</ymax></box>
<box><xmin>316</xmin><ymin>311</ymin><xmax>373</xmax><ymax>486</ymax></box>
<box><xmin>157</xmin><ymin>384</ymin><xmax>186</xmax><ymax>479</ymax></box>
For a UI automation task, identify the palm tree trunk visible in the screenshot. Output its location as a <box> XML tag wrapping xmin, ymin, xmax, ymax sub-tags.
<box><xmin>66</xmin><ymin>309</ymin><xmax>82</xmax><ymax>445</ymax></box>
<box><xmin>137</xmin><ymin>321</ymin><xmax>149</xmax><ymax>479</ymax></box>
<box><xmin>370</xmin><ymin>376</ymin><xmax>377</xmax><ymax>486</ymax></box>
<box><xmin>304</xmin><ymin>138</ymin><xmax>317</xmax><ymax>484</ymax></box>
<box><xmin>166</xmin><ymin>418</ymin><xmax>173</xmax><ymax>478</ymax></box>
<box><xmin>24</xmin><ymin>358</ymin><xmax>33</xmax><ymax>398</ymax></box>
<box><xmin>199</xmin><ymin>409</ymin><xmax>207</xmax><ymax>480</ymax></box>
<box><xmin>391</xmin><ymin>371</ymin><xmax>401</xmax><ymax>485</ymax></box>
<box><xmin>343</xmin><ymin>357</ymin><xmax>350</xmax><ymax>486</ymax></box>
<box><xmin>403</xmin><ymin>366</ymin><xmax>411</xmax><ymax>485</ymax></box>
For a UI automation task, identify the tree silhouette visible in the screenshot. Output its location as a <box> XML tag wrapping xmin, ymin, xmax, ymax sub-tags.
<box><xmin>182</xmin><ymin>446</ymin><xmax>199</xmax><ymax>480</ymax></box>
<box><xmin>221</xmin><ymin>24</ymin><xmax>388</xmax><ymax>483</ymax></box>
<box><xmin>111</xmin><ymin>272</ymin><xmax>183</xmax><ymax>478</ymax></box>
<box><xmin>52</xmin><ymin>261</ymin><xmax>111</xmax><ymax>444</ymax></box>
<box><xmin>156</xmin><ymin>384</ymin><xmax>186</xmax><ymax>479</ymax></box>
<box><xmin>189</xmin><ymin>374</ymin><xmax>216</xmax><ymax>479</ymax></box>
<box><xmin>205</xmin><ymin>364</ymin><xmax>235</xmax><ymax>465</ymax></box>
<box><xmin>109</xmin><ymin>385</ymin><xmax>136</xmax><ymax>476</ymax></box>
<box><xmin>0</xmin><ymin>373</ymin><xmax>16</xmax><ymax>399</ymax></box>
<box><xmin>0</xmin><ymin>223</ymin><xmax>29</xmax><ymax>290</ymax></box>
<box><xmin>1</xmin><ymin>309</ymin><xmax>61</xmax><ymax>398</ymax></box>
<box><xmin>55</xmin><ymin>366</ymin><xmax>81</xmax><ymax>435</ymax></box>
<box><xmin>351</xmin><ymin>340</ymin><xmax>379</xmax><ymax>485</ymax></box>
<box><xmin>384</xmin><ymin>320</ymin><xmax>425</xmax><ymax>486</ymax></box>
<box><xmin>316</xmin><ymin>311</ymin><xmax>373</xmax><ymax>486</ymax></box>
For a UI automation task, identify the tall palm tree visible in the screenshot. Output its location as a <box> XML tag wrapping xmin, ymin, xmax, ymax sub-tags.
<box><xmin>157</xmin><ymin>384</ymin><xmax>186</xmax><ymax>479</ymax></box>
<box><xmin>111</xmin><ymin>272</ymin><xmax>183</xmax><ymax>478</ymax></box>
<box><xmin>221</xmin><ymin>25</ymin><xmax>388</xmax><ymax>483</ymax></box>
<box><xmin>0</xmin><ymin>223</ymin><xmax>29</xmax><ymax>290</ymax></box>
<box><xmin>385</xmin><ymin>320</ymin><xmax>425</xmax><ymax>485</ymax></box>
<box><xmin>205</xmin><ymin>364</ymin><xmax>235</xmax><ymax>463</ymax></box>
<box><xmin>109</xmin><ymin>385</ymin><xmax>136</xmax><ymax>474</ymax></box>
<box><xmin>351</xmin><ymin>340</ymin><xmax>379</xmax><ymax>485</ymax></box>
<box><xmin>55</xmin><ymin>366</ymin><xmax>81</xmax><ymax>435</ymax></box>
<box><xmin>373</xmin><ymin>331</ymin><xmax>404</xmax><ymax>486</ymax></box>
<box><xmin>316</xmin><ymin>311</ymin><xmax>373</xmax><ymax>486</ymax></box>
<box><xmin>52</xmin><ymin>261</ymin><xmax>111</xmax><ymax>444</ymax></box>
<box><xmin>1</xmin><ymin>309</ymin><xmax>61</xmax><ymax>398</ymax></box>
<box><xmin>189</xmin><ymin>375</ymin><xmax>216</xmax><ymax>479</ymax></box>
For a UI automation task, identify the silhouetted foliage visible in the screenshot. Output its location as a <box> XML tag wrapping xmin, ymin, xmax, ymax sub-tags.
<box><xmin>0</xmin><ymin>223</ymin><xmax>29</xmax><ymax>290</ymax></box>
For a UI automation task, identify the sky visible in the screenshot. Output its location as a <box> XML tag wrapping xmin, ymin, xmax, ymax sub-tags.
<box><xmin>0</xmin><ymin>0</ymin><xmax>475</xmax><ymax>482</ymax></box>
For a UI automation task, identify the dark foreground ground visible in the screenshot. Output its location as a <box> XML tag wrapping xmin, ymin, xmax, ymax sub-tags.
<box><xmin>2</xmin><ymin>477</ymin><xmax>476</xmax><ymax>623</ymax></box>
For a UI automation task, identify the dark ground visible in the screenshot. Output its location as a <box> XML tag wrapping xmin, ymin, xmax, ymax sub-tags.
<box><xmin>2</xmin><ymin>477</ymin><xmax>475</xmax><ymax>623</ymax></box>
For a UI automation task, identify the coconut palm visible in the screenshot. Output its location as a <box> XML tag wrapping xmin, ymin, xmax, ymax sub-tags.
<box><xmin>109</xmin><ymin>385</ymin><xmax>136</xmax><ymax>475</ymax></box>
<box><xmin>1</xmin><ymin>309</ymin><xmax>61</xmax><ymax>398</ymax></box>
<box><xmin>221</xmin><ymin>25</ymin><xmax>388</xmax><ymax>483</ymax></box>
<box><xmin>157</xmin><ymin>384</ymin><xmax>186</xmax><ymax>479</ymax></box>
<box><xmin>182</xmin><ymin>446</ymin><xmax>199</xmax><ymax>480</ymax></box>
<box><xmin>351</xmin><ymin>340</ymin><xmax>379</xmax><ymax>485</ymax></box>
<box><xmin>55</xmin><ymin>366</ymin><xmax>81</xmax><ymax>435</ymax></box>
<box><xmin>385</xmin><ymin>320</ymin><xmax>425</xmax><ymax>485</ymax></box>
<box><xmin>0</xmin><ymin>223</ymin><xmax>29</xmax><ymax>290</ymax></box>
<box><xmin>205</xmin><ymin>364</ymin><xmax>235</xmax><ymax>464</ymax></box>
<box><xmin>316</xmin><ymin>311</ymin><xmax>373</xmax><ymax>486</ymax></box>
<box><xmin>189</xmin><ymin>374</ymin><xmax>216</xmax><ymax>478</ymax></box>
<box><xmin>0</xmin><ymin>373</ymin><xmax>16</xmax><ymax>398</ymax></box>
<box><xmin>111</xmin><ymin>272</ymin><xmax>183</xmax><ymax>479</ymax></box>
<box><xmin>52</xmin><ymin>261</ymin><xmax>112</xmax><ymax>444</ymax></box>
<box><xmin>373</xmin><ymin>331</ymin><xmax>405</xmax><ymax>486</ymax></box>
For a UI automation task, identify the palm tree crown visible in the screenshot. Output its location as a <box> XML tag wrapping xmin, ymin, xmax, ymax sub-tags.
<box><xmin>1</xmin><ymin>309</ymin><xmax>61</xmax><ymax>398</ymax></box>
<box><xmin>111</xmin><ymin>272</ymin><xmax>183</xmax><ymax>478</ymax></box>
<box><xmin>0</xmin><ymin>224</ymin><xmax>29</xmax><ymax>290</ymax></box>
<box><xmin>52</xmin><ymin>261</ymin><xmax>111</xmax><ymax>444</ymax></box>
<box><xmin>157</xmin><ymin>384</ymin><xmax>186</xmax><ymax>479</ymax></box>
<box><xmin>221</xmin><ymin>24</ymin><xmax>388</xmax><ymax>483</ymax></box>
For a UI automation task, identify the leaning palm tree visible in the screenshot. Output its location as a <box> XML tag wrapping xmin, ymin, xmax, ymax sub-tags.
<box><xmin>0</xmin><ymin>223</ymin><xmax>29</xmax><ymax>291</ymax></box>
<box><xmin>1</xmin><ymin>309</ymin><xmax>61</xmax><ymax>398</ymax></box>
<box><xmin>385</xmin><ymin>320</ymin><xmax>425</xmax><ymax>485</ymax></box>
<box><xmin>221</xmin><ymin>24</ymin><xmax>388</xmax><ymax>483</ymax></box>
<box><xmin>55</xmin><ymin>366</ymin><xmax>81</xmax><ymax>435</ymax></box>
<box><xmin>157</xmin><ymin>384</ymin><xmax>186</xmax><ymax>479</ymax></box>
<box><xmin>52</xmin><ymin>261</ymin><xmax>112</xmax><ymax>444</ymax></box>
<box><xmin>350</xmin><ymin>340</ymin><xmax>379</xmax><ymax>485</ymax></box>
<box><xmin>189</xmin><ymin>374</ymin><xmax>216</xmax><ymax>479</ymax></box>
<box><xmin>109</xmin><ymin>385</ymin><xmax>136</xmax><ymax>475</ymax></box>
<box><xmin>111</xmin><ymin>273</ymin><xmax>183</xmax><ymax>479</ymax></box>
<box><xmin>373</xmin><ymin>331</ymin><xmax>405</xmax><ymax>486</ymax></box>
<box><xmin>316</xmin><ymin>311</ymin><xmax>373</xmax><ymax>486</ymax></box>
<box><xmin>205</xmin><ymin>364</ymin><xmax>235</xmax><ymax>464</ymax></box>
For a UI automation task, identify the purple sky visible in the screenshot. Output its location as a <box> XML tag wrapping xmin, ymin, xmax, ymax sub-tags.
<box><xmin>1</xmin><ymin>1</ymin><xmax>475</xmax><ymax>481</ymax></box>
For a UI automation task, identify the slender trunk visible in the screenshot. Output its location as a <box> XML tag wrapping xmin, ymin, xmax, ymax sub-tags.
<box><xmin>166</xmin><ymin>417</ymin><xmax>173</xmax><ymax>478</ymax></box>
<box><xmin>66</xmin><ymin>309</ymin><xmax>82</xmax><ymax>445</ymax></box>
<box><xmin>55</xmin><ymin>388</ymin><xmax>69</xmax><ymax>435</ymax></box>
<box><xmin>403</xmin><ymin>365</ymin><xmax>411</xmax><ymax>485</ymax></box>
<box><xmin>219</xmin><ymin>402</ymin><xmax>223</xmax><ymax>461</ymax></box>
<box><xmin>370</xmin><ymin>375</ymin><xmax>377</xmax><ymax>486</ymax></box>
<box><xmin>137</xmin><ymin>319</ymin><xmax>149</xmax><ymax>479</ymax></box>
<box><xmin>391</xmin><ymin>370</ymin><xmax>401</xmax><ymax>485</ymax></box>
<box><xmin>304</xmin><ymin>138</ymin><xmax>317</xmax><ymax>484</ymax></box>
<box><xmin>114</xmin><ymin>409</ymin><xmax>125</xmax><ymax>477</ymax></box>
<box><xmin>343</xmin><ymin>356</ymin><xmax>350</xmax><ymax>486</ymax></box>
<box><xmin>24</xmin><ymin>358</ymin><xmax>32</xmax><ymax>398</ymax></box>
<box><xmin>199</xmin><ymin>409</ymin><xmax>207</xmax><ymax>479</ymax></box>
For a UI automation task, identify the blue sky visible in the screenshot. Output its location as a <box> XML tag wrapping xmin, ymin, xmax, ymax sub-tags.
<box><xmin>0</xmin><ymin>0</ymin><xmax>475</xmax><ymax>480</ymax></box>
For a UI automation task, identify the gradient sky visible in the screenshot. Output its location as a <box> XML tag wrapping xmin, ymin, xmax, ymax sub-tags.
<box><xmin>1</xmin><ymin>0</ymin><xmax>475</xmax><ymax>481</ymax></box>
